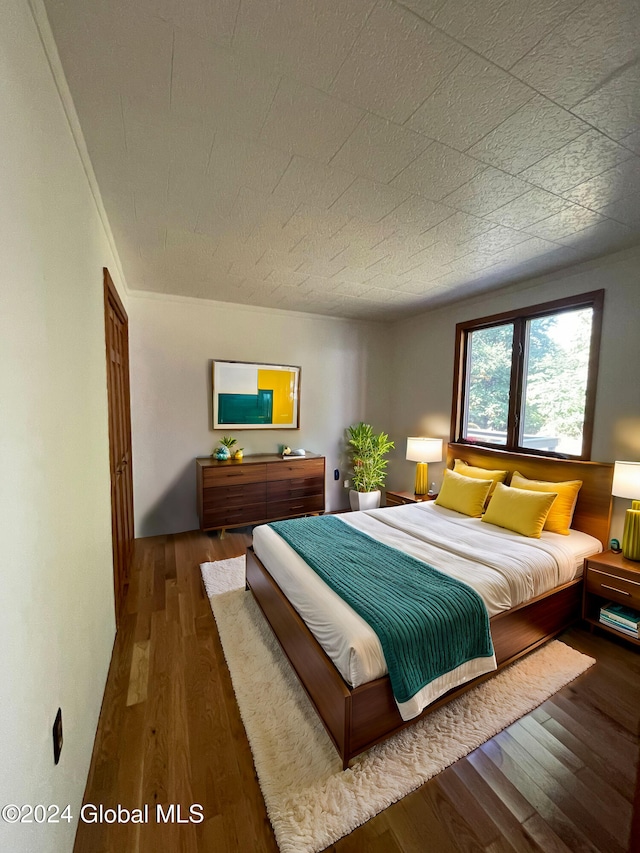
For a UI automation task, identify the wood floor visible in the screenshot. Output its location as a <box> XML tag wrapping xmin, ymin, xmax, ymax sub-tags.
<box><xmin>75</xmin><ymin>529</ymin><xmax>640</xmax><ymax>853</ymax></box>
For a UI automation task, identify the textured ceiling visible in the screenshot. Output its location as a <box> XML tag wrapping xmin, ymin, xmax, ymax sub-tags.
<box><xmin>44</xmin><ymin>0</ymin><xmax>640</xmax><ymax>320</ymax></box>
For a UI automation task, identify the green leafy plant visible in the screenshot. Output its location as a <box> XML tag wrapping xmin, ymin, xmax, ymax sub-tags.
<box><xmin>219</xmin><ymin>435</ymin><xmax>237</xmax><ymax>449</ymax></box>
<box><xmin>347</xmin><ymin>422</ymin><xmax>394</xmax><ymax>493</ymax></box>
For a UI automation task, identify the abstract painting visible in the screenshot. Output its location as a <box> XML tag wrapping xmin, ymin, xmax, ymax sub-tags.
<box><xmin>212</xmin><ymin>361</ymin><xmax>301</xmax><ymax>429</ymax></box>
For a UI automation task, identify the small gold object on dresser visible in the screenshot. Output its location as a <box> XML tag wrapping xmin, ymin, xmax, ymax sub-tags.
<box><xmin>582</xmin><ymin>550</ymin><xmax>640</xmax><ymax>647</ymax></box>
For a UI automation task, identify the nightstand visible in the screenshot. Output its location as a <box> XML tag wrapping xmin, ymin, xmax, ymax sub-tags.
<box><xmin>385</xmin><ymin>490</ymin><xmax>437</xmax><ymax>507</ymax></box>
<box><xmin>583</xmin><ymin>550</ymin><xmax>640</xmax><ymax>647</ymax></box>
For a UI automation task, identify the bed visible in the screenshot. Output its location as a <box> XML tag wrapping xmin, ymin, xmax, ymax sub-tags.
<box><xmin>245</xmin><ymin>443</ymin><xmax>613</xmax><ymax>769</ymax></box>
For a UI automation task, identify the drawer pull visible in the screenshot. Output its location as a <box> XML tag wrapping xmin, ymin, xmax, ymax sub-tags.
<box><xmin>601</xmin><ymin>584</ymin><xmax>630</xmax><ymax>596</ymax></box>
<box><xmin>290</xmin><ymin>504</ymin><xmax>305</xmax><ymax>509</ymax></box>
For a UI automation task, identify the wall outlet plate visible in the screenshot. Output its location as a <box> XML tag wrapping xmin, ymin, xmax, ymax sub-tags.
<box><xmin>53</xmin><ymin>708</ymin><xmax>63</xmax><ymax>765</ymax></box>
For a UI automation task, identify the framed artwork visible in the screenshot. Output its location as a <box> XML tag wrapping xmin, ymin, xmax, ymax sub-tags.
<box><xmin>212</xmin><ymin>360</ymin><xmax>301</xmax><ymax>429</ymax></box>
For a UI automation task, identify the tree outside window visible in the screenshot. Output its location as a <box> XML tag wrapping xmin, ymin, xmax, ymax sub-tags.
<box><xmin>454</xmin><ymin>291</ymin><xmax>603</xmax><ymax>460</ymax></box>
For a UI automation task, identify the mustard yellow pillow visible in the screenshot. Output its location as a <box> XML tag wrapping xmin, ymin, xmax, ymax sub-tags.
<box><xmin>481</xmin><ymin>482</ymin><xmax>558</xmax><ymax>538</ymax></box>
<box><xmin>510</xmin><ymin>471</ymin><xmax>582</xmax><ymax>536</ymax></box>
<box><xmin>435</xmin><ymin>469</ymin><xmax>493</xmax><ymax>518</ymax></box>
<box><xmin>453</xmin><ymin>459</ymin><xmax>508</xmax><ymax>497</ymax></box>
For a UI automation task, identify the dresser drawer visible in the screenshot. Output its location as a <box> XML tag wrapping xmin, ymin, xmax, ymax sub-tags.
<box><xmin>202</xmin><ymin>502</ymin><xmax>267</xmax><ymax>529</ymax></box>
<box><xmin>267</xmin><ymin>494</ymin><xmax>324</xmax><ymax>520</ymax></box>
<box><xmin>267</xmin><ymin>475</ymin><xmax>324</xmax><ymax>501</ymax></box>
<box><xmin>203</xmin><ymin>482</ymin><xmax>266</xmax><ymax>510</ymax></box>
<box><xmin>585</xmin><ymin>566</ymin><xmax>640</xmax><ymax>608</ymax></box>
<box><xmin>267</xmin><ymin>459</ymin><xmax>325</xmax><ymax>481</ymax></box>
<box><xmin>203</xmin><ymin>464</ymin><xmax>267</xmax><ymax>486</ymax></box>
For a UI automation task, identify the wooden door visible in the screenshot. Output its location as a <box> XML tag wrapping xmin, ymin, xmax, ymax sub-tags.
<box><xmin>104</xmin><ymin>268</ymin><xmax>134</xmax><ymax>626</ymax></box>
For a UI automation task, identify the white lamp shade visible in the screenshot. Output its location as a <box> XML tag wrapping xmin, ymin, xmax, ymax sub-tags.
<box><xmin>612</xmin><ymin>461</ymin><xmax>640</xmax><ymax>499</ymax></box>
<box><xmin>406</xmin><ymin>437</ymin><xmax>443</xmax><ymax>464</ymax></box>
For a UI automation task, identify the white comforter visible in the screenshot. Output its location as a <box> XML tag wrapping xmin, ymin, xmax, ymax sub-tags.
<box><xmin>252</xmin><ymin>502</ymin><xmax>601</xmax><ymax>719</ymax></box>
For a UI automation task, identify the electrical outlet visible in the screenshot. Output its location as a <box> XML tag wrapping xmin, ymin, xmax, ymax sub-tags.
<box><xmin>53</xmin><ymin>708</ymin><xmax>63</xmax><ymax>765</ymax></box>
<box><xmin>344</xmin><ymin>479</ymin><xmax>350</xmax><ymax>489</ymax></box>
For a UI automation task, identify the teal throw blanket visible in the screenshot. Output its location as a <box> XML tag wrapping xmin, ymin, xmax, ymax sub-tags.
<box><xmin>268</xmin><ymin>515</ymin><xmax>494</xmax><ymax>705</ymax></box>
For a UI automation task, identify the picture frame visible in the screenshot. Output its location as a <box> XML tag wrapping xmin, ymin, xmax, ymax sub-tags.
<box><xmin>212</xmin><ymin>360</ymin><xmax>301</xmax><ymax>430</ymax></box>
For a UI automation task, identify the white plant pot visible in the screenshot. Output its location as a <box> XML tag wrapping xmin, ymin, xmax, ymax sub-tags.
<box><xmin>349</xmin><ymin>489</ymin><xmax>381</xmax><ymax>511</ymax></box>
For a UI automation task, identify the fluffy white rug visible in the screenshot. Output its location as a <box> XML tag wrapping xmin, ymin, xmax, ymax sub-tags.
<box><xmin>200</xmin><ymin>557</ymin><xmax>595</xmax><ymax>853</ymax></box>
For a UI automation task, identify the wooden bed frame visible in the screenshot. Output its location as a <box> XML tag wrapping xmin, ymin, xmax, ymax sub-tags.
<box><xmin>245</xmin><ymin>443</ymin><xmax>613</xmax><ymax>769</ymax></box>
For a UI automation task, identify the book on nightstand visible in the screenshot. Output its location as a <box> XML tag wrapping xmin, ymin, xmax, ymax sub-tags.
<box><xmin>599</xmin><ymin>602</ymin><xmax>640</xmax><ymax>638</ymax></box>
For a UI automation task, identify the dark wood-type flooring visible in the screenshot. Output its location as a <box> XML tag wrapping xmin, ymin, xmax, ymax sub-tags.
<box><xmin>75</xmin><ymin>529</ymin><xmax>640</xmax><ymax>853</ymax></box>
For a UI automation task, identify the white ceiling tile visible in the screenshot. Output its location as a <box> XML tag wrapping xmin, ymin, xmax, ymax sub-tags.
<box><xmin>207</xmin><ymin>134</ymin><xmax>291</xmax><ymax>195</ymax></box>
<box><xmin>486</xmin><ymin>188</ymin><xmax>570</xmax><ymax>229</ymax></box>
<box><xmin>467</xmin><ymin>95</ymin><xmax>588</xmax><ymax>174</ymax></box>
<box><xmin>264</xmin><ymin>268</ymin><xmax>311</xmax><ymax>288</ymax></box>
<box><xmin>442</xmin><ymin>168</ymin><xmax>530</xmax><ymax>216</ymax></box>
<box><xmin>460</xmin><ymin>226</ymin><xmax>531</xmax><ymax>254</ymax></box>
<box><xmin>331</xmin><ymin>218</ymin><xmax>398</xmax><ymax>249</ymax></box>
<box><xmin>564</xmin><ymin>158</ymin><xmax>640</xmax><ymax>211</ymax></box>
<box><xmin>620</xmin><ymin>130</ymin><xmax>640</xmax><ymax>155</ymax></box>
<box><xmin>44</xmin><ymin>0</ymin><xmax>640</xmax><ymax>320</ymax></box>
<box><xmin>171</xmin><ymin>31</ymin><xmax>280</xmax><ymax>138</ymax></box>
<box><xmin>391</xmin><ymin>142</ymin><xmax>487</xmax><ymax>200</ymax></box>
<box><xmin>329</xmin><ymin>0</ymin><xmax>467</xmax><ymax>123</ymax></box>
<box><xmin>525</xmin><ymin>204</ymin><xmax>607</xmax><ymax>240</ymax></box>
<box><xmin>139</xmin><ymin>0</ymin><xmax>240</xmax><ymax>47</ymax></box>
<box><xmin>271</xmin><ymin>156</ymin><xmax>356</xmax><ymax>209</ymax></box>
<box><xmin>329</xmin><ymin>244</ymin><xmax>389</xmax><ymax>270</ymax></box>
<box><xmin>571</xmin><ymin>63</ymin><xmax>640</xmax><ymax>141</ymax></box>
<box><xmin>331</xmin><ymin>279</ymin><xmax>377</xmax><ymax>297</ymax></box>
<box><xmin>520</xmin><ymin>130</ymin><xmax>634</xmax><ymax>194</ymax></box>
<box><xmin>395</xmin><ymin>0</ymin><xmax>448</xmax><ymax>21</ymax></box>
<box><xmin>557</xmin><ymin>218</ymin><xmax>634</xmax><ymax>250</ymax></box>
<box><xmin>431</xmin><ymin>0</ymin><xmax>583</xmax><ymax>70</ymax></box>
<box><xmin>260</xmin><ymin>78</ymin><xmax>364</xmax><ymax>163</ymax></box>
<box><xmin>406</xmin><ymin>55</ymin><xmax>534</xmax><ymax>150</ymax></box>
<box><xmin>598</xmin><ymin>194</ymin><xmax>640</xmax><ymax>228</ymax></box>
<box><xmin>422</xmin><ymin>211</ymin><xmax>497</xmax><ymax>245</ymax></box>
<box><xmin>330</xmin><ymin>114</ymin><xmax>432</xmax><ymax>183</ymax></box>
<box><xmin>328</xmin><ymin>178</ymin><xmax>410</xmax><ymax>222</ymax></box>
<box><xmin>294</xmin><ymin>257</ymin><xmax>352</xmax><ymax>278</ymax></box>
<box><xmin>232</xmin><ymin>0</ymin><xmax>376</xmax><ymax>90</ymax></box>
<box><xmin>378</xmin><ymin>196</ymin><xmax>453</xmax><ymax>230</ymax></box>
<box><xmin>511</xmin><ymin>0</ymin><xmax>640</xmax><ymax>108</ymax></box>
<box><xmin>364</xmin><ymin>273</ymin><xmax>408</xmax><ymax>291</ymax></box>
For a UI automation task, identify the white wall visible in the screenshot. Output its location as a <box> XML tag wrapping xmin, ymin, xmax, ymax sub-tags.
<box><xmin>388</xmin><ymin>246</ymin><xmax>640</xmax><ymax>541</ymax></box>
<box><xmin>0</xmin><ymin>2</ymin><xmax>125</xmax><ymax>850</ymax></box>
<box><xmin>129</xmin><ymin>294</ymin><xmax>391</xmax><ymax>536</ymax></box>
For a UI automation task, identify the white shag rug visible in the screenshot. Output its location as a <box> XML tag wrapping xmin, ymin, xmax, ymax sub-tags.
<box><xmin>200</xmin><ymin>557</ymin><xmax>595</xmax><ymax>853</ymax></box>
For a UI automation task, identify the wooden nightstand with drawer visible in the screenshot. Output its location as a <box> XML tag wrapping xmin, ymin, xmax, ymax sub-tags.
<box><xmin>582</xmin><ymin>551</ymin><xmax>640</xmax><ymax>647</ymax></box>
<box><xmin>385</xmin><ymin>490</ymin><xmax>437</xmax><ymax>507</ymax></box>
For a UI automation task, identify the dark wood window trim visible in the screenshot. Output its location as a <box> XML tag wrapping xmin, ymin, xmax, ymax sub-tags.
<box><xmin>450</xmin><ymin>290</ymin><xmax>604</xmax><ymax>461</ymax></box>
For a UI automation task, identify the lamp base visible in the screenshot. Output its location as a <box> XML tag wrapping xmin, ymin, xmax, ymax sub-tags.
<box><xmin>622</xmin><ymin>503</ymin><xmax>640</xmax><ymax>561</ymax></box>
<box><xmin>414</xmin><ymin>462</ymin><xmax>428</xmax><ymax>496</ymax></box>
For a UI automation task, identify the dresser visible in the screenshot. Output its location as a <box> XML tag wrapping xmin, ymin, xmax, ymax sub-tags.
<box><xmin>196</xmin><ymin>453</ymin><xmax>325</xmax><ymax>533</ymax></box>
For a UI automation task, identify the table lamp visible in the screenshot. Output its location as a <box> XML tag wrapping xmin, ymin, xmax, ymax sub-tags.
<box><xmin>612</xmin><ymin>461</ymin><xmax>640</xmax><ymax>561</ymax></box>
<box><xmin>406</xmin><ymin>437</ymin><xmax>443</xmax><ymax>496</ymax></box>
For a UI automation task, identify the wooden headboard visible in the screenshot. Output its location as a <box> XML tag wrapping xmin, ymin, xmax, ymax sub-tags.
<box><xmin>447</xmin><ymin>443</ymin><xmax>613</xmax><ymax>546</ymax></box>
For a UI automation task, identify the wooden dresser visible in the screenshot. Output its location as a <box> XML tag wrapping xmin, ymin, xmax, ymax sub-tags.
<box><xmin>196</xmin><ymin>453</ymin><xmax>325</xmax><ymax>533</ymax></box>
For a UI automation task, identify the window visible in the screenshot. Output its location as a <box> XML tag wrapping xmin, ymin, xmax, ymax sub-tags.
<box><xmin>452</xmin><ymin>291</ymin><xmax>604</xmax><ymax>460</ymax></box>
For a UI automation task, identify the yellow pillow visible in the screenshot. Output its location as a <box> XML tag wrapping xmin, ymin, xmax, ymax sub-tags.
<box><xmin>510</xmin><ymin>471</ymin><xmax>582</xmax><ymax>536</ymax></box>
<box><xmin>435</xmin><ymin>469</ymin><xmax>493</xmax><ymax>518</ymax></box>
<box><xmin>481</xmin><ymin>482</ymin><xmax>557</xmax><ymax>538</ymax></box>
<box><xmin>453</xmin><ymin>459</ymin><xmax>508</xmax><ymax>497</ymax></box>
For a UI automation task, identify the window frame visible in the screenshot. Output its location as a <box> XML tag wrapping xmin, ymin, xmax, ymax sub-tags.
<box><xmin>451</xmin><ymin>290</ymin><xmax>604</xmax><ymax>461</ymax></box>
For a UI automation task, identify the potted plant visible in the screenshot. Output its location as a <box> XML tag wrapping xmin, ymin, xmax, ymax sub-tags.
<box><xmin>347</xmin><ymin>422</ymin><xmax>394</xmax><ymax>511</ymax></box>
<box><xmin>213</xmin><ymin>435</ymin><xmax>237</xmax><ymax>460</ymax></box>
